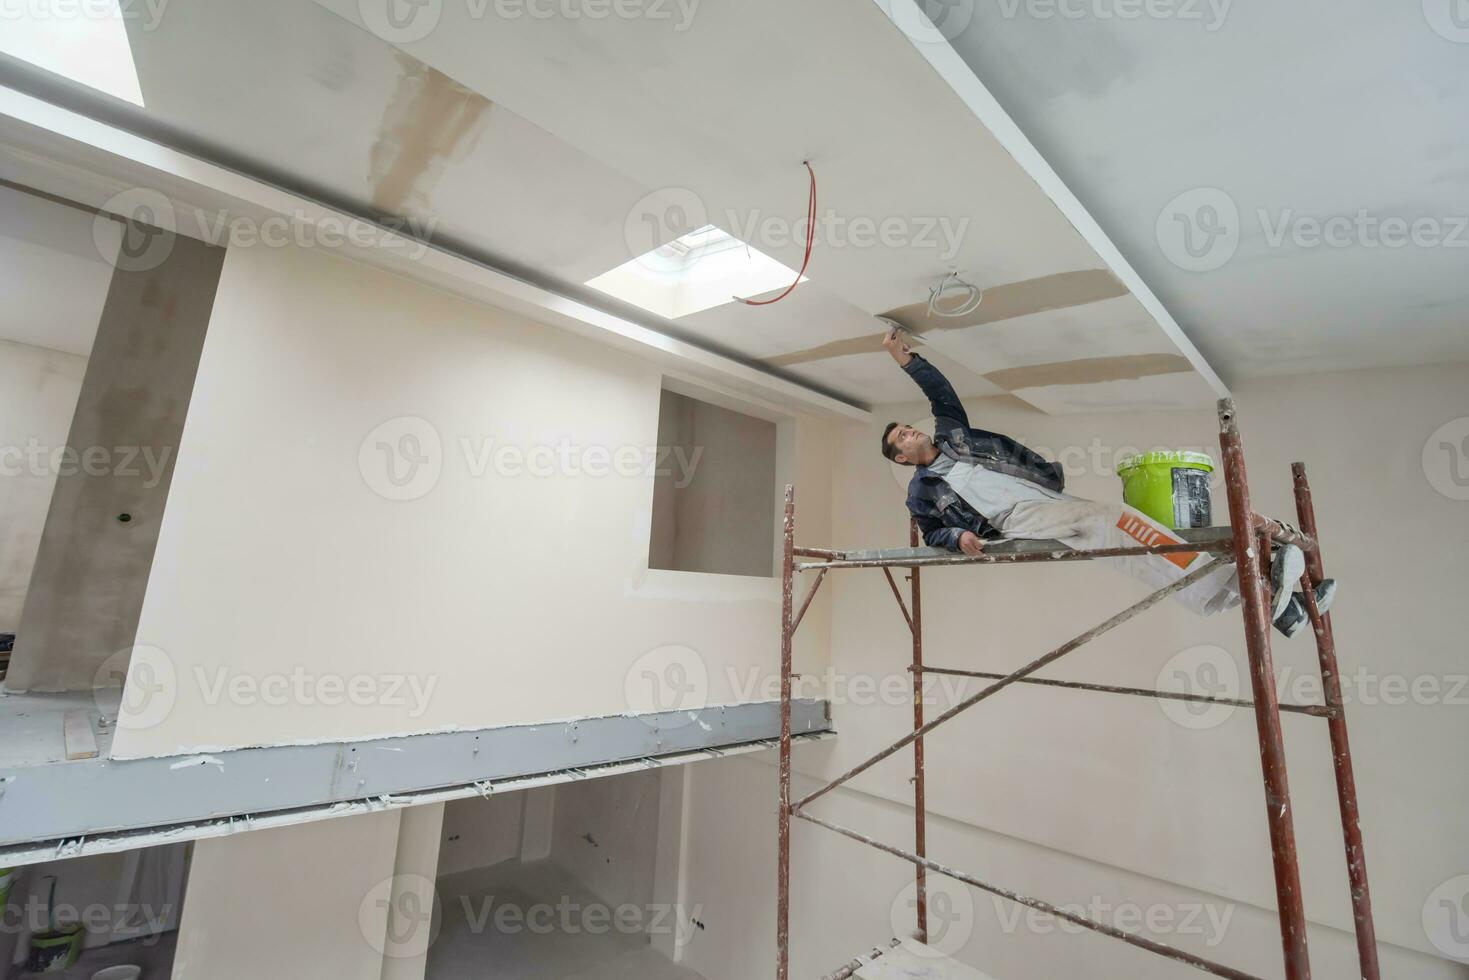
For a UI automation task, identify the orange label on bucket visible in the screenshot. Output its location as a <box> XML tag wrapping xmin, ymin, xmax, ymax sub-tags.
<box><xmin>1116</xmin><ymin>513</ymin><xmax>1197</xmax><ymax>570</ymax></box>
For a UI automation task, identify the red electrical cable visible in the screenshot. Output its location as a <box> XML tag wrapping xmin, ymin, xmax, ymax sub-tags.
<box><xmin>736</xmin><ymin>161</ymin><xmax>815</xmax><ymax>306</ymax></box>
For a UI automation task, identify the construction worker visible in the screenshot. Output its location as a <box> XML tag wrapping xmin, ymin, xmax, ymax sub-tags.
<box><xmin>878</xmin><ymin>325</ymin><xmax>1333</xmax><ymax>636</ymax></box>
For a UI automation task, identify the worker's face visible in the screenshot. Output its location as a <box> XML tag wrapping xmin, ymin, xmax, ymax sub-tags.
<box><xmin>887</xmin><ymin>424</ymin><xmax>932</xmax><ymax>466</ymax></box>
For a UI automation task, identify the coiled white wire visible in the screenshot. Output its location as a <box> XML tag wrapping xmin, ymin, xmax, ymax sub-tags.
<box><xmin>926</xmin><ymin>271</ymin><xmax>983</xmax><ymax>319</ymax></box>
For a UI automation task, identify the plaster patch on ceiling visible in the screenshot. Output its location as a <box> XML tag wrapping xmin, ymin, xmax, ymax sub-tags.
<box><xmin>762</xmin><ymin>269</ymin><xmax>1127</xmax><ymax>368</ymax></box>
<box><xmin>983</xmin><ymin>353</ymin><xmax>1193</xmax><ymax>391</ymax></box>
<box><xmin>1014</xmin><ymin>371</ymin><xmax>1219</xmax><ymax>415</ymax></box>
<box><xmin>759</xmin><ymin>330</ymin><xmax>903</xmax><ymax>369</ymax></box>
<box><xmin>885</xmin><ymin>269</ymin><xmax>1127</xmax><ymax>334</ymax></box>
<box><xmin>368</xmin><ymin>53</ymin><xmax>490</xmax><ymax>216</ymax></box>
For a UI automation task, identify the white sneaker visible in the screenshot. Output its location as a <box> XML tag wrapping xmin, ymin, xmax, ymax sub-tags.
<box><xmin>1274</xmin><ymin>579</ymin><xmax>1338</xmax><ymax>639</ymax></box>
<box><xmin>1269</xmin><ymin>544</ymin><xmax>1305</xmax><ymax>622</ymax></box>
<box><xmin>1313</xmin><ymin>578</ymin><xmax>1337</xmax><ymax>615</ymax></box>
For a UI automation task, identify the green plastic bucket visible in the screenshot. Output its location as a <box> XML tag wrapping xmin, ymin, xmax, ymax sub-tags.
<box><xmin>1116</xmin><ymin>450</ymin><xmax>1214</xmax><ymax>529</ymax></box>
<box><xmin>26</xmin><ymin>873</ymin><xmax>84</xmax><ymax>973</ymax></box>
<box><xmin>26</xmin><ymin>927</ymin><xmax>82</xmax><ymax>972</ymax></box>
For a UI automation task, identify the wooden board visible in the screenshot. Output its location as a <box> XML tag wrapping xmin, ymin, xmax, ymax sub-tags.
<box><xmin>62</xmin><ymin>710</ymin><xmax>99</xmax><ymax>761</ymax></box>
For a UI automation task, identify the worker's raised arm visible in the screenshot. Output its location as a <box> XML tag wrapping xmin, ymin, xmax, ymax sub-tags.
<box><xmin>881</xmin><ymin>325</ymin><xmax>970</xmax><ymax>429</ymax></box>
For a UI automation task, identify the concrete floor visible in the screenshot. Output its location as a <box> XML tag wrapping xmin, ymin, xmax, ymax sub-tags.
<box><xmin>429</xmin><ymin>860</ymin><xmax>705</xmax><ymax>980</ymax></box>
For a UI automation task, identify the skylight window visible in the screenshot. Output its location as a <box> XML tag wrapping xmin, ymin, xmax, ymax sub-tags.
<box><xmin>587</xmin><ymin>225</ymin><xmax>807</xmax><ymax>320</ymax></box>
<box><xmin>655</xmin><ymin>225</ymin><xmax>746</xmax><ymax>259</ymax></box>
<box><xmin>0</xmin><ymin>0</ymin><xmax>145</xmax><ymax>107</ymax></box>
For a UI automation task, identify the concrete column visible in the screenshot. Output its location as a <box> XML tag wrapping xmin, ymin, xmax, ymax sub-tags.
<box><xmin>5</xmin><ymin>229</ymin><xmax>224</xmax><ymax>692</ymax></box>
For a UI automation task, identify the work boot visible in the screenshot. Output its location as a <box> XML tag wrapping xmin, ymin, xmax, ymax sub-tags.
<box><xmin>1274</xmin><ymin>579</ymin><xmax>1338</xmax><ymax>639</ymax></box>
<box><xmin>1268</xmin><ymin>543</ymin><xmax>1305</xmax><ymax>622</ymax></box>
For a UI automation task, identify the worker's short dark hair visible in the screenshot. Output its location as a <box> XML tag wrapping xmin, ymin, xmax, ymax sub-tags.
<box><xmin>881</xmin><ymin>422</ymin><xmax>904</xmax><ymax>463</ymax></box>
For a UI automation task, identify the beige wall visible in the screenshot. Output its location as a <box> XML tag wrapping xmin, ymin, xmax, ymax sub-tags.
<box><xmin>167</xmin><ymin>773</ymin><xmax>675</xmax><ymax>980</ymax></box>
<box><xmin>171</xmin><ymin>809</ymin><xmax>402</xmax><ymax>980</ymax></box>
<box><xmin>380</xmin><ymin>803</ymin><xmax>445</xmax><ymax>980</ymax></box>
<box><xmin>100</xmin><ymin>231</ymin><xmax>1467</xmax><ymax>975</ymax></box>
<box><xmin>0</xmin><ymin>339</ymin><xmax>86</xmax><ymax>633</ymax></box>
<box><xmin>111</xmin><ymin>243</ymin><xmax>833</xmax><ymax>756</ymax></box>
<box><xmin>679</xmin><ymin>751</ymin><xmax>1466</xmax><ymax>980</ymax></box>
<box><xmin>148</xmin><ymin>360</ymin><xmax>1467</xmax><ymax>976</ymax></box>
<box><xmin>675</xmin><ymin>361</ymin><xmax>1469</xmax><ymax>977</ymax></box>
<box><xmin>435</xmin><ymin>773</ymin><xmax>662</xmax><ymax>904</ymax></box>
<box><xmin>437</xmin><ymin>793</ymin><xmax>525</xmax><ymax>878</ymax></box>
<box><xmin>550</xmin><ymin>769</ymin><xmax>662</xmax><ymax>914</ymax></box>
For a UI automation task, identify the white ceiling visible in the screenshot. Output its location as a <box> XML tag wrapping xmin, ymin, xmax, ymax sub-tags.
<box><xmin>1</xmin><ymin>0</ymin><xmax>1231</xmax><ymax>411</ymax></box>
<box><xmin>307</xmin><ymin>0</ymin><xmax>1223</xmax><ymax>412</ymax></box>
<box><xmin>0</xmin><ymin>183</ymin><xmax>116</xmax><ymax>357</ymax></box>
<box><xmin>940</xmin><ymin>0</ymin><xmax>1469</xmax><ymax>379</ymax></box>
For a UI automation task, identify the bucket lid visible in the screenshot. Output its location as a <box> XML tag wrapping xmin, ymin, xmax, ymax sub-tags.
<box><xmin>1115</xmin><ymin>450</ymin><xmax>1214</xmax><ymax>474</ymax></box>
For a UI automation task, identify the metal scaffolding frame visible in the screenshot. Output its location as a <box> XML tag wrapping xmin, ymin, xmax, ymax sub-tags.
<box><xmin>775</xmin><ymin>399</ymin><xmax>1378</xmax><ymax>980</ymax></box>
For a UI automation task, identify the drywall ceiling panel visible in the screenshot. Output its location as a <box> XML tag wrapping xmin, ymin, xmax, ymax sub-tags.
<box><xmin>298</xmin><ymin>0</ymin><xmax>1221</xmax><ymax>412</ymax></box>
<box><xmin>0</xmin><ymin>104</ymin><xmax>864</xmax><ymax>423</ymax></box>
<box><xmin>939</xmin><ymin>1</ymin><xmax>1469</xmax><ymax>379</ymax></box>
<box><xmin>0</xmin><ymin>0</ymin><xmax>1220</xmax><ymax>411</ymax></box>
<box><xmin>101</xmin><ymin>0</ymin><xmax>881</xmax><ymax>404</ymax></box>
<box><xmin>310</xmin><ymin>0</ymin><xmax>1103</xmax><ymax>310</ymax></box>
<box><xmin>118</xmin><ymin>0</ymin><xmax>648</xmax><ymax>277</ymax></box>
<box><xmin>0</xmin><ymin>183</ymin><xmax>116</xmax><ymax>356</ymax></box>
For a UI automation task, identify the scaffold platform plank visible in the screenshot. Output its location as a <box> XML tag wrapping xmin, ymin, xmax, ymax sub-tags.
<box><xmin>799</xmin><ymin>526</ymin><xmax>1231</xmax><ymax>566</ymax></box>
<box><xmin>853</xmin><ymin>941</ymin><xmax>997</xmax><ymax>979</ymax></box>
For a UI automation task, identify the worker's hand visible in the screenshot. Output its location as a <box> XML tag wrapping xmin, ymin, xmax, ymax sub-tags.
<box><xmin>958</xmin><ymin>531</ymin><xmax>985</xmax><ymax>556</ymax></box>
<box><xmin>881</xmin><ymin>323</ymin><xmax>913</xmax><ymax>367</ymax></box>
